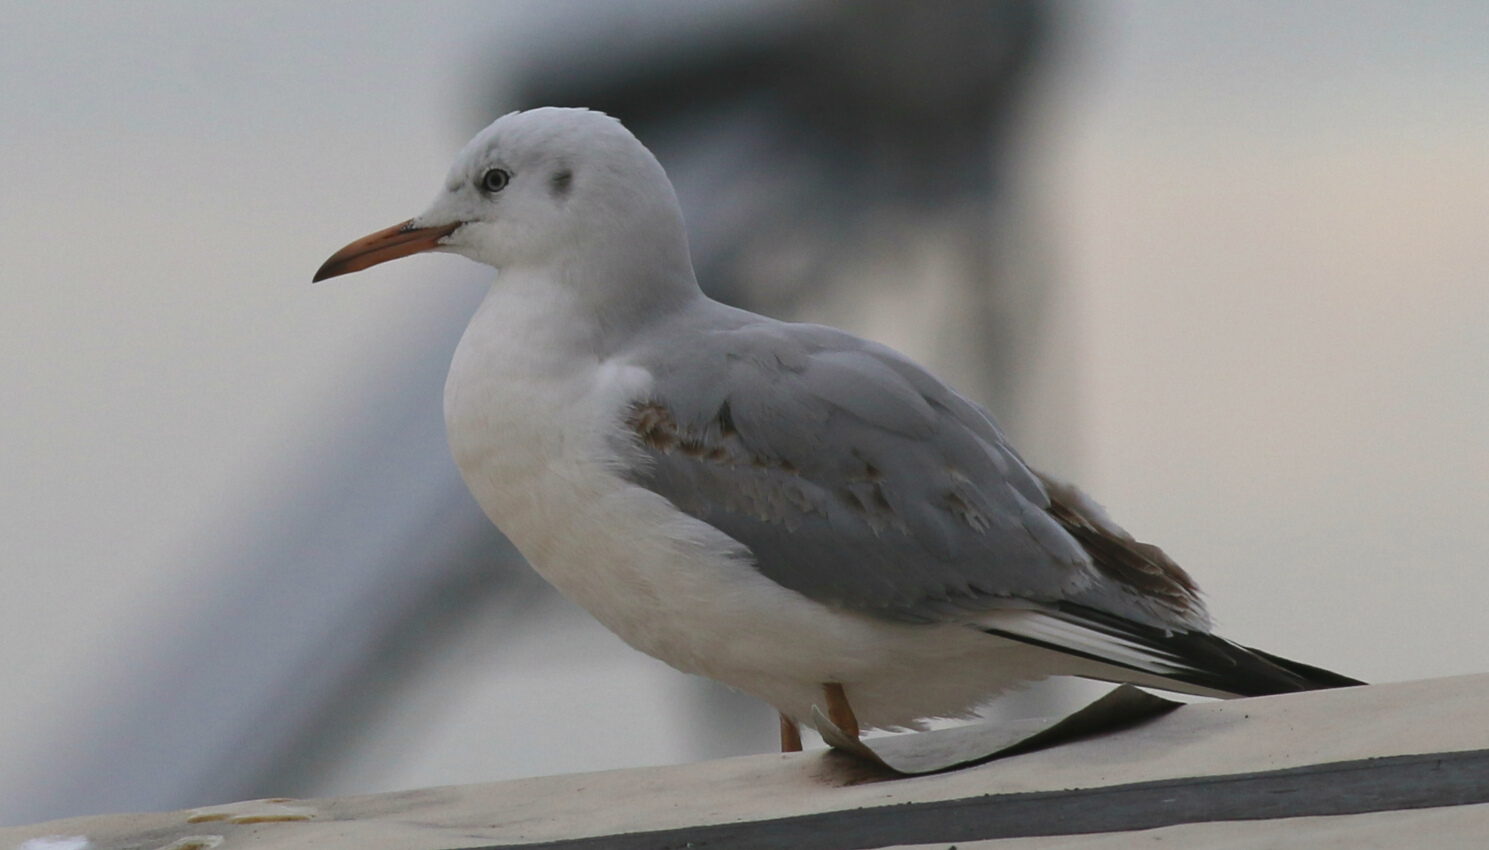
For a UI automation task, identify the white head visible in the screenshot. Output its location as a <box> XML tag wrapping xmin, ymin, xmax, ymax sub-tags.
<box><xmin>315</xmin><ymin>108</ymin><xmax>700</xmax><ymax>313</ymax></box>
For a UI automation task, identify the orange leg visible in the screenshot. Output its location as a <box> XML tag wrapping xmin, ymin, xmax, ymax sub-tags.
<box><xmin>823</xmin><ymin>682</ymin><xmax>860</xmax><ymax>740</ymax></box>
<box><xmin>779</xmin><ymin>712</ymin><xmax>803</xmax><ymax>752</ymax></box>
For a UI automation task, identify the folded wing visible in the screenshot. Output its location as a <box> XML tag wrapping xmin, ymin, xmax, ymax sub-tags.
<box><xmin>620</xmin><ymin>309</ymin><xmax>1360</xmax><ymax>696</ymax></box>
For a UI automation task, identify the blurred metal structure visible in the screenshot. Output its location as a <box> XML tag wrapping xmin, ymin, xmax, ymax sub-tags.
<box><xmin>5</xmin><ymin>0</ymin><xmax>1062</xmax><ymax>825</ymax></box>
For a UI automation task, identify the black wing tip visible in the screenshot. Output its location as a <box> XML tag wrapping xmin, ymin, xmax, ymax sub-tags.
<box><xmin>992</xmin><ymin>602</ymin><xmax>1365</xmax><ymax>698</ymax></box>
<box><xmin>1175</xmin><ymin>635</ymin><xmax>1363</xmax><ymax>697</ymax></box>
<box><xmin>1243</xmin><ymin>645</ymin><xmax>1367</xmax><ymax>691</ymax></box>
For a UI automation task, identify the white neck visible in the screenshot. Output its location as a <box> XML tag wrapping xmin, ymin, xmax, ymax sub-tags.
<box><xmin>496</xmin><ymin>235</ymin><xmax>701</xmax><ymax>359</ymax></box>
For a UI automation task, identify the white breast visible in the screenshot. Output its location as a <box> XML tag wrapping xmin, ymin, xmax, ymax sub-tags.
<box><xmin>444</xmin><ymin>279</ymin><xmax>785</xmax><ymax>672</ymax></box>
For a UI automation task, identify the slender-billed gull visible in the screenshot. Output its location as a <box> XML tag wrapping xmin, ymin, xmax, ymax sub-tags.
<box><xmin>315</xmin><ymin>108</ymin><xmax>1360</xmax><ymax>750</ymax></box>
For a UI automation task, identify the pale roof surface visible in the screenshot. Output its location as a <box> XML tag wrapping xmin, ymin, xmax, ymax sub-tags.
<box><xmin>6</xmin><ymin>674</ymin><xmax>1488</xmax><ymax>849</ymax></box>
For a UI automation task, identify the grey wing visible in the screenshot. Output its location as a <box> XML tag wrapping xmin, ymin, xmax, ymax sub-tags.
<box><xmin>619</xmin><ymin>316</ymin><xmax>1206</xmax><ymax>632</ymax></box>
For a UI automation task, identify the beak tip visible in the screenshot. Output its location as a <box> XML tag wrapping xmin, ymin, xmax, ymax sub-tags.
<box><xmin>311</xmin><ymin>219</ymin><xmax>459</xmax><ymax>285</ymax></box>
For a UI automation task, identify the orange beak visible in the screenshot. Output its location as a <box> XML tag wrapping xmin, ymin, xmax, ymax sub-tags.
<box><xmin>313</xmin><ymin>219</ymin><xmax>463</xmax><ymax>282</ymax></box>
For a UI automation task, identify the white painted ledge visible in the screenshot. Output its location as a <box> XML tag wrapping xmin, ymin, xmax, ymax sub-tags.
<box><xmin>6</xmin><ymin>673</ymin><xmax>1489</xmax><ymax>850</ymax></box>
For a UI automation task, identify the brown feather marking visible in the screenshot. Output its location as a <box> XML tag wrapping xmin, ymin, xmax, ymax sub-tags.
<box><xmin>840</xmin><ymin>452</ymin><xmax>903</xmax><ymax>534</ymax></box>
<box><xmin>627</xmin><ymin>400</ymin><xmax>823</xmax><ymax>527</ymax></box>
<box><xmin>943</xmin><ymin>473</ymin><xmax>992</xmax><ymax>533</ymax></box>
<box><xmin>1040</xmin><ymin>477</ymin><xmax>1202</xmax><ymax>613</ymax></box>
<box><xmin>632</xmin><ymin>402</ymin><xmax>677</xmax><ymax>451</ymax></box>
<box><xmin>628</xmin><ymin>401</ymin><xmax>777</xmax><ymax>470</ymax></box>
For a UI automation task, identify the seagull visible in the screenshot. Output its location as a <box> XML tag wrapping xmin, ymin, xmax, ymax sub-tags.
<box><xmin>315</xmin><ymin>107</ymin><xmax>1361</xmax><ymax>752</ymax></box>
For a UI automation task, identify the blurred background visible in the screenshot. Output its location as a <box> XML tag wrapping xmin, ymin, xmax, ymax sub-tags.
<box><xmin>2</xmin><ymin>0</ymin><xmax>1487</xmax><ymax>827</ymax></box>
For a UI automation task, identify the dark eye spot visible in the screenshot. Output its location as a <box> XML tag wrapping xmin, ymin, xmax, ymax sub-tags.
<box><xmin>550</xmin><ymin>168</ymin><xmax>573</xmax><ymax>198</ymax></box>
<box><xmin>480</xmin><ymin>168</ymin><xmax>510</xmax><ymax>193</ymax></box>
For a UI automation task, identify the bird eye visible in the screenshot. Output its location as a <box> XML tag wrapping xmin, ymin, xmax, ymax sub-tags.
<box><xmin>480</xmin><ymin>168</ymin><xmax>511</xmax><ymax>193</ymax></box>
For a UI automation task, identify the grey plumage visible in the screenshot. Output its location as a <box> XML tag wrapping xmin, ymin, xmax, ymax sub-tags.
<box><xmin>617</xmin><ymin>300</ymin><xmax>1364</xmax><ymax>698</ymax></box>
<box><xmin>619</xmin><ymin>300</ymin><xmax>1201</xmax><ymax>631</ymax></box>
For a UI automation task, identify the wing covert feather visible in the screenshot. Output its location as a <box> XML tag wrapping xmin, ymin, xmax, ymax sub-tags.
<box><xmin>620</xmin><ymin>314</ymin><xmax>1205</xmax><ymax>630</ymax></box>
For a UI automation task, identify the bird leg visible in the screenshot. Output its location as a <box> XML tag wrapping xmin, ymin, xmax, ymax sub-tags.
<box><xmin>823</xmin><ymin>682</ymin><xmax>861</xmax><ymax>740</ymax></box>
<box><xmin>779</xmin><ymin>712</ymin><xmax>803</xmax><ymax>752</ymax></box>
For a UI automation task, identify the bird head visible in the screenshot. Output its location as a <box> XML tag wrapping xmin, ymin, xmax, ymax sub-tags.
<box><xmin>313</xmin><ymin>107</ymin><xmax>692</xmax><ymax>286</ymax></box>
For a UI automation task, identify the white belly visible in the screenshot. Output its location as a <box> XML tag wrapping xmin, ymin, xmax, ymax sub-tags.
<box><xmin>443</xmin><ymin>285</ymin><xmax>1070</xmax><ymax>729</ymax></box>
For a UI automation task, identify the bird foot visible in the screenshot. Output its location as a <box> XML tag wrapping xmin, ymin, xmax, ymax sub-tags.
<box><xmin>823</xmin><ymin>682</ymin><xmax>860</xmax><ymax>740</ymax></box>
<box><xmin>779</xmin><ymin>712</ymin><xmax>803</xmax><ymax>752</ymax></box>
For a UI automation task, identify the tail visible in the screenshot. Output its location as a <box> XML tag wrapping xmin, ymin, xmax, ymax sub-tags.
<box><xmin>979</xmin><ymin>601</ymin><xmax>1364</xmax><ymax>698</ymax></box>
